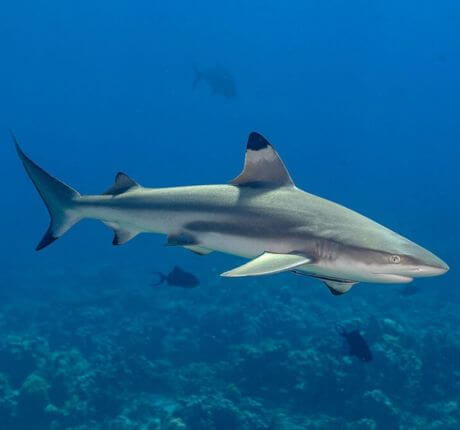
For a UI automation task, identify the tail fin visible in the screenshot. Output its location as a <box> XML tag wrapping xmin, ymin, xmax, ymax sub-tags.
<box><xmin>192</xmin><ymin>65</ymin><xmax>202</xmax><ymax>89</ymax></box>
<box><xmin>13</xmin><ymin>132</ymin><xmax>82</xmax><ymax>250</ymax></box>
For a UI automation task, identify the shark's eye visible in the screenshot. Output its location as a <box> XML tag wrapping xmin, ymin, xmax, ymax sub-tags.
<box><xmin>390</xmin><ymin>255</ymin><xmax>401</xmax><ymax>264</ymax></box>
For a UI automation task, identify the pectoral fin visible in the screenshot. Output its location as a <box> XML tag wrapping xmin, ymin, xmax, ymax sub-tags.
<box><xmin>324</xmin><ymin>280</ymin><xmax>356</xmax><ymax>295</ymax></box>
<box><xmin>221</xmin><ymin>252</ymin><xmax>311</xmax><ymax>277</ymax></box>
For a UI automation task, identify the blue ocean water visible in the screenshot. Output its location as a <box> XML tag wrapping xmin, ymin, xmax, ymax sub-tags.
<box><xmin>0</xmin><ymin>1</ymin><xmax>459</xmax><ymax>429</ymax></box>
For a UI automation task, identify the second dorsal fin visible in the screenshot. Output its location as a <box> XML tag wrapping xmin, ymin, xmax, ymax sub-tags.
<box><xmin>104</xmin><ymin>172</ymin><xmax>140</xmax><ymax>196</ymax></box>
<box><xmin>230</xmin><ymin>132</ymin><xmax>294</xmax><ymax>188</ymax></box>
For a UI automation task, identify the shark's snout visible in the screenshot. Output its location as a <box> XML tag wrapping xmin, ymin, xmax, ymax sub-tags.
<box><xmin>414</xmin><ymin>259</ymin><xmax>449</xmax><ymax>277</ymax></box>
<box><xmin>371</xmin><ymin>253</ymin><xmax>448</xmax><ymax>283</ymax></box>
<box><xmin>407</xmin><ymin>245</ymin><xmax>449</xmax><ymax>278</ymax></box>
<box><xmin>372</xmin><ymin>238</ymin><xmax>450</xmax><ymax>281</ymax></box>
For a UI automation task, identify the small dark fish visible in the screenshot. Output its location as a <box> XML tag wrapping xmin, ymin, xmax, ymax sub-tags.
<box><xmin>337</xmin><ymin>325</ymin><xmax>373</xmax><ymax>362</ymax></box>
<box><xmin>193</xmin><ymin>64</ymin><xmax>237</xmax><ymax>99</ymax></box>
<box><xmin>151</xmin><ymin>266</ymin><xmax>199</xmax><ymax>288</ymax></box>
<box><xmin>400</xmin><ymin>284</ymin><xmax>421</xmax><ymax>297</ymax></box>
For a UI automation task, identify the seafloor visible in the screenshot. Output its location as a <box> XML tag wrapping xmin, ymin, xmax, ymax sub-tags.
<box><xmin>0</xmin><ymin>254</ymin><xmax>458</xmax><ymax>430</ymax></box>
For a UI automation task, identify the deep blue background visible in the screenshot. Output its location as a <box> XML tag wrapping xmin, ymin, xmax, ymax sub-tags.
<box><xmin>1</xmin><ymin>0</ymin><xmax>458</xmax><ymax>291</ymax></box>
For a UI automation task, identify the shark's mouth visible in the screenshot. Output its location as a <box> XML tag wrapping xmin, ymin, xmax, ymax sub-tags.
<box><xmin>371</xmin><ymin>273</ymin><xmax>414</xmax><ymax>283</ymax></box>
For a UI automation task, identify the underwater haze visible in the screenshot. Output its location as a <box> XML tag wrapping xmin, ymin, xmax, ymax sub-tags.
<box><xmin>1</xmin><ymin>1</ymin><xmax>459</xmax><ymax>429</ymax></box>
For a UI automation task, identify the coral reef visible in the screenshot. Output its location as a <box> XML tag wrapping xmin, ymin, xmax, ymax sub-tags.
<box><xmin>0</xmin><ymin>263</ymin><xmax>458</xmax><ymax>429</ymax></box>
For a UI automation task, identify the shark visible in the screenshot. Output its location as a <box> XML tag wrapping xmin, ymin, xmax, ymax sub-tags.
<box><xmin>14</xmin><ymin>131</ymin><xmax>448</xmax><ymax>295</ymax></box>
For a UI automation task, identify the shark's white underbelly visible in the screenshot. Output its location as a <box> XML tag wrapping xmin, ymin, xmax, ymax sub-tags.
<box><xmin>195</xmin><ymin>232</ymin><xmax>289</xmax><ymax>259</ymax></box>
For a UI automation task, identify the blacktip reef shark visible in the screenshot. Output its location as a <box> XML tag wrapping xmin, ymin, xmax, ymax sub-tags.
<box><xmin>14</xmin><ymin>132</ymin><xmax>449</xmax><ymax>295</ymax></box>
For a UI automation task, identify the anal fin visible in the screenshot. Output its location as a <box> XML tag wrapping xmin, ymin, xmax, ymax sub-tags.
<box><xmin>104</xmin><ymin>222</ymin><xmax>139</xmax><ymax>246</ymax></box>
<box><xmin>221</xmin><ymin>252</ymin><xmax>311</xmax><ymax>277</ymax></box>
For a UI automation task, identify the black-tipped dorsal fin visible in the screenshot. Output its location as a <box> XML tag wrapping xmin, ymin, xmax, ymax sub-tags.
<box><xmin>104</xmin><ymin>172</ymin><xmax>140</xmax><ymax>196</ymax></box>
<box><xmin>230</xmin><ymin>132</ymin><xmax>294</xmax><ymax>188</ymax></box>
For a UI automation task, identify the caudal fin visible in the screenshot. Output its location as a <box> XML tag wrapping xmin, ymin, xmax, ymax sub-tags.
<box><xmin>13</xmin><ymin>132</ymin><xmax>82</xmax><ymax>250</ymax></box>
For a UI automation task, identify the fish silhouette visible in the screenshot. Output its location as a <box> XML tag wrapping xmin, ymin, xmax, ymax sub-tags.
<box><xmin>399</xmin><ymin>284</ymin><xmax>421</xmax><ymax>297</ymax></box>
<box><xmin>193</xmin><ymin>64</ymin><xmax>237</xmax><ymax>99</ymax></box>
<box><xmin>151</xmin><ymin>266</ymin><xmax>199</xmax><ymax>288</ymax></box>
<box><xmin>337</xmin><ymin>325</ymin><xmax>373</xmax><ymax>362</ymax></box>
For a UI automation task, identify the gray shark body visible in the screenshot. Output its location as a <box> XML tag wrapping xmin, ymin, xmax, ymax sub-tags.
<box><xmin>15</xmin><ymin>132</ymin><xmax>448</xmax><ymax>295</ymax></box>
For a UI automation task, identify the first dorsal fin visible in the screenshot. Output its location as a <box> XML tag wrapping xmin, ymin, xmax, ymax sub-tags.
<box><xmin>230</xmin><ymin>132</ymin><xmax>294</xmax><ymax>188</ymax></box>
<box><xmin>104</xmin><ymin>172</ymin><xmax>140</xmax><ymax>196</ymax></box>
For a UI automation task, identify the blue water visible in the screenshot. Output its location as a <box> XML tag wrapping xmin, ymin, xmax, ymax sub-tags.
<box><xmin>0</xmin><ymin>1</ymin><xmax>459</xmax><ymax>429</ymax></box>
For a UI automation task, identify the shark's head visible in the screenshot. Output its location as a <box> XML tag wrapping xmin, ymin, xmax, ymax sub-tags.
<box><xmin>341</xmin><ymin>238</ymin><xmax>449</xmax><ymax>284</ymax></box>
<box><xmin>368</xmin><ymin>247</ymin><xmax>448</xmax><ymax>283</ymax></box>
